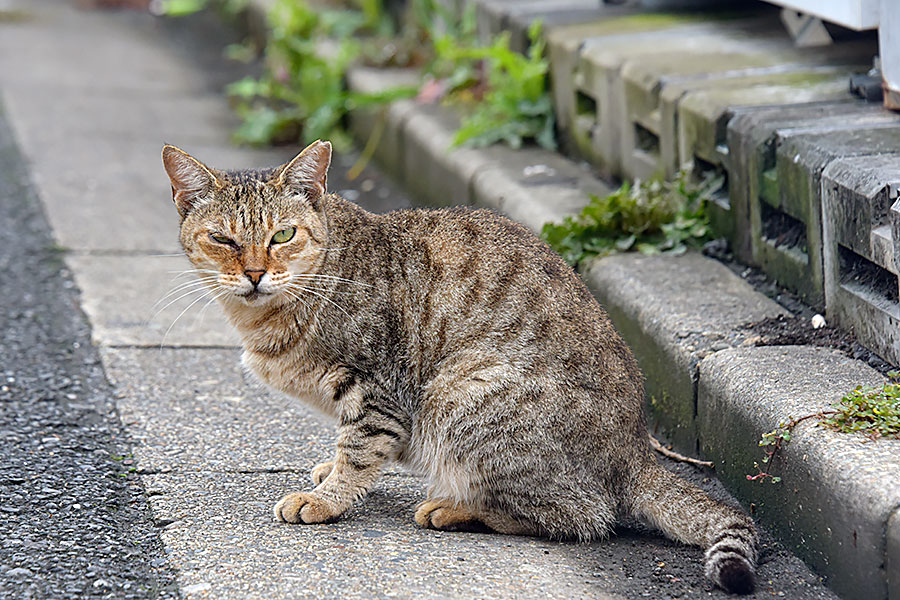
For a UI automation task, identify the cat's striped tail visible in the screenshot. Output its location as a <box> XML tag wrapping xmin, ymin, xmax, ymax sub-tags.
<box><xmin>628</xmin><ymin>460</ymin><xmax>758</xmax><ymax>595</ymax></box>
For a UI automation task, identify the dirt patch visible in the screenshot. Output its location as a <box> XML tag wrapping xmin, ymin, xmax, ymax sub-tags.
<box><xmin>742</xmin><ymin>314</ymin><xmax>893</xmax><ymax>375</ymax></box>
<box><xmin>702</xmin><ymin>239</ymin><xmax>894</xmax><ymax>374</ymax></box>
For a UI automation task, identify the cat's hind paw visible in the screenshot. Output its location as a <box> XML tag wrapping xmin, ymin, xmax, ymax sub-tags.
<box><xmin>414</xmin><ymin>499</ymin><xmax>490</xmax><ymax>532</ymax></box>
<box><xmin>274</xmin><ymin>492</ymin><xmax>339</xmax><ymax>524</ymax></box>
<box><xmin>310</xmin><ymin>461</ymin><xmax>335</xmax><ymax>485</ymax></box>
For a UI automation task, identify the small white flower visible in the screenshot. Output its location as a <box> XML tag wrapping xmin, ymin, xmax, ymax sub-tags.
<box><xmin>811</xmin><ymin>314</ymin><xmax>826</xmax><ymax>329</ymax></box>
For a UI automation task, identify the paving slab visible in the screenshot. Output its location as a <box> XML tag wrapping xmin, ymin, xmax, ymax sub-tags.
<box><xmin>582</xmin><ymin>252</ymin><xmax>788</xmax><ymax>453</ymax></box>
<box><xmin>10</xmin><ymin>135</ymin><xmax>291</xmax><ymax>253</ymax></box>
<box><xmin>102</xmin><ymin>347</ymin><xmax>333</xmax><ymax>474</ymax></box>
<box><xmin>697</xmin><ymin>346</ymin><xmax>898</xmax><ymax>600</ymax></box>
<box><xmin>2</xmin><ymin>86</ymin><xmax>241</xmax><ymax>146</ymax></box>
<box><xmin>0</xmin><ymin>4</ymin><xmax>211</xmax><ymax>94</ymax></box>
<box><xmin>143</xmin><ymin>471</ymin><xmax>629</xmax><ymax>600</ymax></box>
<box><xmin>67</xmin><ymin>254</ymin><xmax>241</xmax><ymax>347</ymax></box>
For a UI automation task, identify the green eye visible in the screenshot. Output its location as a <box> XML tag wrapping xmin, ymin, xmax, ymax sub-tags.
<box><xmin>210</xmin><ymin>233</ymin><xmax>234</xmax><ymax>245</ymax></box>
<box><xmin>271</xmin><ymin>227</ymin><xmax>296</xmax><ymax>244</ymax></box>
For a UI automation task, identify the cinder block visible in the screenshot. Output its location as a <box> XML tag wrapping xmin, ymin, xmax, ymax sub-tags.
<box><xmin>619</xmin><ymin>36</ymin><xmax>876</xmax><ymax>181</ymax></box>
<box><xmin>822</xmin><ymin>155</ymin><xmax>900</xmax><ymax>365</ymax></box>
<box><xmin>726</xmin><ymin>102</ymin><xmax>896</xmax><ymax>265</ymax></box>
<box><xmin>672</xmin><ymin>68</ymin><xmax>860</xmax><ymax>245</ymax></box>
<box><xmin>756</xmin><ymin>124</ymin><xmax>900</xmax><ymax>309</ymax></box>
<box><xmin>548</xmin><ymin>12</ymin><xmax>714</xmax><ymax>171</ymax></box>
<box><xmin>573</xmin><ymin>12</ymin><xmax>787</xmax><ymax>177</ymax></box>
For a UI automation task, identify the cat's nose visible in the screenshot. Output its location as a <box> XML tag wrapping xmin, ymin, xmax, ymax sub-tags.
<box><xmin>244</xmin><ymin>269</ymin><xmax>266</xmax><ymax>287</ymax></box>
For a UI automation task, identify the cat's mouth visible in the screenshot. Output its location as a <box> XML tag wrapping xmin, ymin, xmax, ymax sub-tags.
<box><xmin>237</xmin><ymin>289</ymin><xmax>273</xmax><ymax>304</ymax></box>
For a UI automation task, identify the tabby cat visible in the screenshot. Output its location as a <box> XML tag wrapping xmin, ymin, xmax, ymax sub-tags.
<box><xmin>162</xmin><ymin>140</ymin><xmax>758</xmax><ymax>594</ymax></box>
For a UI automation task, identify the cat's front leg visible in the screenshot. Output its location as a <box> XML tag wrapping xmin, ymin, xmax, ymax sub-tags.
<box><xmin>274</xmin><ymin>401</ymin><xmax>409</xmax><ymax>524</ymax></box>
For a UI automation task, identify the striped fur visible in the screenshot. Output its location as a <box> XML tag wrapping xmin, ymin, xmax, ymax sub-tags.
<box><xmin>163</xmin><ymin>141</ymin><xmax>758</xmax><ymax>594</ymax></box>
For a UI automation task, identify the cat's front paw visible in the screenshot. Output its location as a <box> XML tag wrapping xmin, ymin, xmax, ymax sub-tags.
<box><xmin>273</xmin><ymin>492</ymin><xmax>340</xmax><ymax>524</ymax></box>
<box><xmin>310</xmin><ymin>461</ymin><xmax>335</xmax><ymax>485</ymax></box>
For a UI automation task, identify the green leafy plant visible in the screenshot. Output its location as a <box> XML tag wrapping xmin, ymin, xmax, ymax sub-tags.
<box><xmin>821</xmin><ymin>372</ymin><xmax>900</xmax><ymax>438</ymax></box>
<box><xmin>226</xmin><ymin>0</ymin><xmax>415</xmax><ymax>148</ymax></box>
<box><xmin>541</xmin><ymin>171</ymin><xmax>721</xmax><ymax>267</ymax></box>
<box><xmin>424</xmin><ymin>20</ymin><xmax>555</xmax><ymax>150</ymax></box>
<box><xmin>748</xmin><ymin>371</ymin><xmax>900</xmax><ymax>483</ymax></box>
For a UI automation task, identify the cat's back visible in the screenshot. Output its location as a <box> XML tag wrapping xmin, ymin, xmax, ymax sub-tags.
<box><xmin>370</xmin><ymin>206</ymin><xmax>638</xmax><ymax>388</ymax></box>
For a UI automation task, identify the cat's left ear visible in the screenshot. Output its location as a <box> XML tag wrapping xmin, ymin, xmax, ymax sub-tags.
<box><xmin>275</xmin><ymin>140</ymin><xmax>332</xmax><ymax>206</ymax></box>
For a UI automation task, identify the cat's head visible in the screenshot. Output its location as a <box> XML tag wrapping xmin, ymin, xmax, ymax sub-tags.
<box><xmin>162</xmin><ymin>140</ymin><xmax>332</xmax><ymax>307</ymax></box>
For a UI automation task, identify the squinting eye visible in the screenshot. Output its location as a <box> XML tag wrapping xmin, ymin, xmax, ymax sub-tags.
<box><xmin>271</xmin><ymin>227</ymin><xmax>296</xmax><ymax>245</ymax></box>
<box><xmin>210</xmin><ymin>233</ymin><xmax>234</xmax><ymax>245</ymax></box>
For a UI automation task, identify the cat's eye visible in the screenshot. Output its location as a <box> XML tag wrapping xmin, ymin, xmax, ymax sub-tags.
<box><xmin>210</xmin><ymin>233</ymin><xmax>235</xmax><ymax>246</ymax></box>
<box><xmin>270</xmin><ymin>227</ymin><xmax>296</xmax><ymax>245</ymax></box>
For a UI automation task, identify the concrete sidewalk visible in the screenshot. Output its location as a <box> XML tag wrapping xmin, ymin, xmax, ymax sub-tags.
<box><xmin>0</xmin><ymin>1</ymin><xmax>878</xmax><ymax>599</ymax></box>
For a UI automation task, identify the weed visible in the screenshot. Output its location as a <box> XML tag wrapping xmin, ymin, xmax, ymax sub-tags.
<box><xmin>227</xmin><ymin>0</ymin><xmax>415</xmax><ymax>148</ymax></box>
<box><xmin>748</xmin><ymin>371</ymin><xmax>900</xmax><ymax>483</ymax></box>
<box><xmin>161</xmin><ymin>0</ymin><xmax>415</xmax><ymax>148</ymax></box>
<box><xmin>541</xmin><ymin>171</ymin><xmax>722</xmax><ymax>267</ymax></box>
<box><xmin>821</xmin><ymin>373</ymin><xmax>900</xmax><ymax>438</ymax></box>
<box><xmin>428</xmin><ymin>21</ymin><xmax>555</xmax><ymax>150</ymax></box>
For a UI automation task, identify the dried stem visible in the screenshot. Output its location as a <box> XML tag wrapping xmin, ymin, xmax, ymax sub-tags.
<box><xmin>649</xmin><ymin>434</ymin><xmax>714</xmax><ymax>468</ymax></box>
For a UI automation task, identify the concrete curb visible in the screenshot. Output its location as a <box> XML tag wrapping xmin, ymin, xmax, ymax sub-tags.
<box><xmin>345</xmin><ymin>67</ymin><xmax>899</xmax><ymax>599</ymax></box>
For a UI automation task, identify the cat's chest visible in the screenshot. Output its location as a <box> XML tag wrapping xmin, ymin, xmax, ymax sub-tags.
<box><xmin>242</xmin><ymin>349</ymin><xmax>339</xmax><ymax>419</ymax></box>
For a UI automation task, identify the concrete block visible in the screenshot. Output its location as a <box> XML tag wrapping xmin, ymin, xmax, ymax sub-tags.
<box><xmin>574</xmin><ymin>14</ymin><xmax>785</xmax><ymax>177</ymax></box>
<box><xmin>66</xmin><ymin>254</ymin><xmax>241</xmax><ymax>348</ymax></box>
<box><xmin>582</xmin><ymin>252</ymin><xmax>788</xmax><ymax>453</ymax></box>
<box><xmin>101</xmin><ymin>347</ymin><xmax>332</xmax><ymax>473</ymax></box>
<box><xmin>345</xmin><ymin>67</ymin><xmax>420</xmax><ymax>179</ymax></box>
<box><xmin>470</xmin><ymin>145</ymin><xmax>610</xmax><ymax>232</ymax></box>
<box><xmin>726</xmin><ymin>101</ymin><xmax>897</xmax><ymax>265</ymax></box>
<box><xmin>619</xmin><ymin>37</ymin><xmax>876</xmax><ymax>181</ymax></box>
<box><xmin>698</xmin><ymin>346</ymin><xmax>897</xmax><ymax>600</ymax></box>
<box><xmin>672</xmin><ymin>68</ymin><xmax>860</xmax><ymax>245</ymax></box>
<box><xmin>547</xmin><ymin>12</ymin><xmax>711</xmax><ymax>168</ymax></box>
<box><xmin>822</xmin><ymin>155</ymin><xmax>900</xmax><ymax>365</ymax></box>
<box><xmin>759</xmin><ymin>124</ymin><xmax>900</xmax><ymax>309</ymax></box>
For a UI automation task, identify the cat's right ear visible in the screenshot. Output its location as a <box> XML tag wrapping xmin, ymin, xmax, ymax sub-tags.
<box><xmin>161</xmin><ymin>145</ymin><xmax>222</xmax><ymax>218</ymax></box>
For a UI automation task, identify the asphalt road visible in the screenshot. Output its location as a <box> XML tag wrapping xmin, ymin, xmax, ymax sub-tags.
<box><xmin>0</xmin><ymin>4</ymin><xmax>846</xmax><ymax>599</ymax></box>
<box><xmin>0</xmin><ymin>99</ymin><xmax>179</xmax><ymax>599</ymax></box>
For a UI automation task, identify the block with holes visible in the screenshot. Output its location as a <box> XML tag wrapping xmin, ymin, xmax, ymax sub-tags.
<box><xmin>672</xmin><ymin>66</ymin><xmax>867</xmax><ymax>246</ymax></box>
<box><xmin>725</xmin><ymin>102</ymin><xmax>896</xmax><ymax>267</ymax></box>
<box><xmin>731</xmin><ymin>107</ymin><xmax>900</xmax><ymax>309</ymax></box>
<box><xmin>823</xmin><ymin>155</ymin><xmax>900</xmax><ymax>365</ymax></box>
